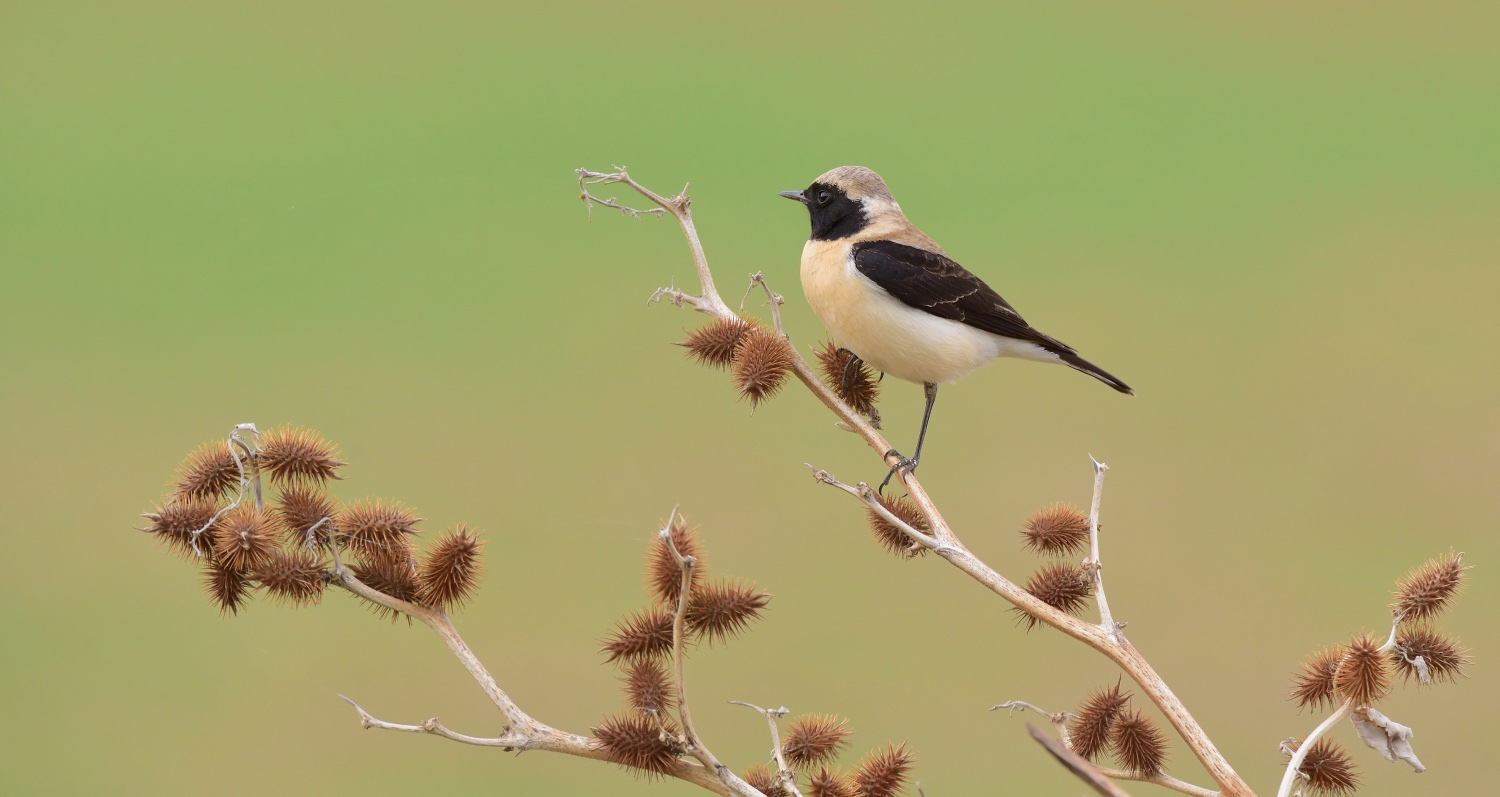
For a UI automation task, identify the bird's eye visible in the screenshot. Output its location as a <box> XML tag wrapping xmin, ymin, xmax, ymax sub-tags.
<box><xmin>817</xmin><ymin>191</ymin><xmax>832</xmax><ymax>205</ymax></box>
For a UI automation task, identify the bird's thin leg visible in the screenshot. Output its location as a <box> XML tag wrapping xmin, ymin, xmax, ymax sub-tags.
<box><xmin>879</xmin><ymin>382</ymin><xmax>939</xmax><ymax>494</ymax></box>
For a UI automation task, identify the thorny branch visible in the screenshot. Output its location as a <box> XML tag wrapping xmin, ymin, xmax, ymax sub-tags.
<box><xmin>661</xmin><ymin>511</ymin><xmax>764</xmax><ymax>797</ymax></box>
<box><xmin>329</xmin><ymin>559</ymin><xmax>742</xmax><ymax>796</ymax></box>
<box><xmin>581</xmin><ymin>164</ymin><xmax>1254</xmax><ymax>797</ymax></box>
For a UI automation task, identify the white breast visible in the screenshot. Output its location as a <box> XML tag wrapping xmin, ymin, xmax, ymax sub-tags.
<box><xmin>799</xmin><ymin>241</ymin><xmax>1059</xmax><ymax>385</ymax></box>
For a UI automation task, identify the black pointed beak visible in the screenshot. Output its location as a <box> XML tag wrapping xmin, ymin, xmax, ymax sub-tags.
<box><xmin>778</xmin><ymin>190</ymin><xmax>809</xmax><ymax>205</ymax></box>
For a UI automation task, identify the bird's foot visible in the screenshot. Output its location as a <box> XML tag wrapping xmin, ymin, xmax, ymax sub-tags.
<box><xmin>878</xmin><ymin>449</ymin><xmax>919</xmax><ymax>494</ymax></box>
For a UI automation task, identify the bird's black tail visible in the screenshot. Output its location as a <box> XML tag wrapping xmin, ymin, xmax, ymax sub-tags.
<box><xmin>1058</xmin><ymin>352</ymin><xmax>1134</xmax><ymax>395</ymax></box>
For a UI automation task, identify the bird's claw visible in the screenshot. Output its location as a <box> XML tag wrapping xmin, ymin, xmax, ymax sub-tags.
<box><xmin>878</xmin><ymin>450</ymin><xmax>919</xmax><ymax>494</ymax></box>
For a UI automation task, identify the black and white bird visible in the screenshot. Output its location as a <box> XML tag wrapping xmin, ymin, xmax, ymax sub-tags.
<box><xmin>781</xmin><ymin>166</ymin><xmax>1132</xmax><ymax>490</ymax></box>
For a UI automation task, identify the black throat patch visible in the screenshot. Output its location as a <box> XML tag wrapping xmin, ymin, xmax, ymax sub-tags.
<box><xmin>803</xmin><ymin>183</ymin><xmax>869</xmax><ymax>240</ymax></box>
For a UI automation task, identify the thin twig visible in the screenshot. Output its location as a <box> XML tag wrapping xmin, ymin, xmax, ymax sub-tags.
<box><xmin>339</xmin><ymin>695</ymin><xmax>529</xmax><ymax>748</ymax></box>
<box><xmin>1084</xmin><ymin>456</ymin><xmax>1121</xmax><ymax>641</ymax></box>
<box><xmin>730</xmin><ymin>701</ymin><xmax>803</xmax><ymax>797</ymax></box>
<box><xmin>577</xmin><ymin>167</ymin><xmax>668</xmax><ymax>220</ymax></box>
<box><xmin>303</xmin><ymin>516</ymin><xmax>331</xmax><ymax>552</ymax></box>
<box><xmin>741</xmin><ymin>272</ymin><xmax>785</xmax><ymax>335</ymax></box>
<box><xmin>576</xmin><ymin>167</ymin><xmax>732</xmax><ymax>317</ymax></box>
<box><xmin>806</xmin><ymin>466</ymin><xmax>942</xmax><ymax>551</ymax></box>
<box><xmin>992</xmin><ymin>700</ymin><xmax>1072</xmax><ymax>746</ymax></box>
<box><xmin>186</xmin><ymin>423</ymin><xmax>259</xmax><ymax>556</ymax></box>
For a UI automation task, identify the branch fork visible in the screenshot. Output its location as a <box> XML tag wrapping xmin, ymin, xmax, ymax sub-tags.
<box><xmin>731</xmin><ymin>701</ymin><xmax>804</xmax><ymax>797</ymax></box>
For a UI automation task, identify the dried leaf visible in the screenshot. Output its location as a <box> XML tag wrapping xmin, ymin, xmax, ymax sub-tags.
<box><xmin>1351</xmin><ymin>708</ymin><xmax>1424</xmax><ymax>773</ymax></box>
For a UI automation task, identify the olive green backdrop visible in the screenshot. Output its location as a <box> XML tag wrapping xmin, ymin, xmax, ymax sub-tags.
<box><xmin>2</xmin><ymin>2</ymin><xmax>1496</xmax><ymax>795</ymax></box>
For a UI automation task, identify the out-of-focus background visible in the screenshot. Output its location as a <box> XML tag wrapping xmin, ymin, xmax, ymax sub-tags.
<box><xmin>3</xmin><ymin>2</ymin><xmax>1496</xmax><ymax>794</ymax></box>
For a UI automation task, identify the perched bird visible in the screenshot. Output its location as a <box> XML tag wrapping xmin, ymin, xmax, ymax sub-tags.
<box><xmin>781</xmin><ymin>166</ymin><xmax>1131</xmax><ymax>490</ymax></box>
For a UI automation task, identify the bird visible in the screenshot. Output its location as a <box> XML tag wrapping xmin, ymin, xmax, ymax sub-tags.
<box><xmin>780</xmin><ymin>166</ymin><xmax>1132</xmax><ymax>491</ymax></box>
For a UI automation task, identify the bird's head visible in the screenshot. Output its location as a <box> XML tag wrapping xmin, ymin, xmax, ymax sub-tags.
<box><xmin>780</xmin><ymin>166</ymin><xmax>904</xmax><ymax>241</ymax></box>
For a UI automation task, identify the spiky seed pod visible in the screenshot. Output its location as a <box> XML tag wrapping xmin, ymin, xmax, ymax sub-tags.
<box><xmin>679</xmin><ymin>317</ymin><xmax>755</xmax><ymax>369</ymax></box>
<box><xmin>1069</xmin><ymin>683</ymin><xmax>1130</xmax><ymax>761</ymax></box>
<box><xmin>272</xmin><ymin>484</ymin><xmax>339</xmax><ymax>550</ymax></box>
<box><xmin>203</xmin><ymin>561</ymin><xmax>252</xmax><ymax>616</ymax></box>
<box><xmin>731</xmin><ymin>326</ymin><xmax>794</xmax><ymax>409</ymax></box>
<box><xmin>621</xmin><ymin>658</ymin><xmax>677</xmax><ymax>716</ymax></box>
<box><xmin>1333</xmin><ymin>633</ymin><xmax>1391</xmax><ymax>707</ymax></box>
<box><xmin>593</xmin><ymin>712</ymin><xmax>684</xmax><ymax>779</ymax></box>
<box><xmin>336</xmin><ymin>499</ymin><xmax>421</xmax><ymax>559</ymax></box>
<box><xmin>142</xmin><ymin>495</ymin><xmax>221</xmax><ymax>559</ymax></box>
<box><xmin>815</xmin><ymin>340</ymin><xmax>880</xmax><ymax>415</ymax></box>
<box><xmin>602</xmin><ymin>606</ymin><xmax>675</xmax><ymax>663</ymax></box>
<box><xmin>357</xmin><ymin>536</ymin><xmax>418</xmax><ymax>572</ymax></box>
<box><xmin>416</xmin><ymin>525</ymin><xmax>484</xmax><ymax>610</ymax></box>
<box><xmin>1287</xmin><ymin>738</ymin><xmax>1360</xmax><ymax>796</ymax></box>
<box><xmin>1021</xmin><ymin>503</ymin><xmax>1091</xmax><ymax>557</ymax></box>
<box><xmin>851</xmin><ymin>743</ymin><xmax>914</xmax><ymax>797</ymax></box>
<box><xmin>257</xmin><ymin>425</ymin><xmax>345</xmax><ymax>485</ymax></box>
<box><xmin>686</xmin><ymin>579</ymin><xmax>771</xmax><ymax>645</ymax></box>
<box><xmin>350</xmin><ymin>556</ymin><xmax>421</xmax><ymax>621</ymax></box>
<box><xmin>1290</xmin><ymin>645</ymin><xmax>1345</xmax><ymax>711</ymax></box>
<box><xmin>253</xmin><ymin>548</ymin><xmax>327</xmax><ymax>607</ymax></box>
<box><xmin>646</xmin><ymin>517</ymin><xmax>705</xmax><ymax>605</ymax></box>
<box><xmin>743</xmin><ymin>764</ymin><xmax>781</xmax><ymax>796</ymax></box>
<box><xmin>866</xmin><ymin>493</ymin><xmax>930</xmax><ymax>559</ymax></box>
<box><xmin>783</xmin><ymin>714</ymin><xmax>853</xmax><ymax>771</ymax></box>
<box><xmin>1012</xmin><ymin>562</ymin><xmax>1093</xmax><ymax>631</ymax></box>
<box><xmin>210</xmin><ymin>505</ymin><xmax>276</xmax><ymax>571</ymax></box>
<box><xmin>1110</xmin><ymin>708</ymin><xmax>1168</xmax><ymax>774</ymax></box>
<box><xmin>1392</xmin><ymin>551</ymin><xmax>1467</xmax><ymax>624</ymax></box>
<box><xmin>806</xmin><ymin>767</ymin><xmax>857</xmax><ymax>797</ymax></box>
<box><xmin>1391</xmin><ymin>627</ymin><xmax>1470</xmax><ymax>685</ymax></box>
<box><xmin>174</xmin><ymin>441</ymin><xmax>240</xmax><ymax>499</ymax></box>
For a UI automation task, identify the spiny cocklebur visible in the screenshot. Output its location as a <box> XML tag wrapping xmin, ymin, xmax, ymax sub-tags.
<box><xmin>593</xmin><ymin>515</ymin><xmax>917</xmax><ymax>794</ymax></box>
<box><xmin>864</xmin><ymin>492</ymin><xmax>929</xmax><ymax>559</ymax></box>
<box><xmin>1281</xmin><ymin>552</ymin><xmax>1472</xmax><ymax>794</ymax></box>
<box><xmin>1011</xmin><ymin>503</ymin><xmax>1095</xmax><ymax>630</ymax></box>
<box><xmin>139</xmin><ymin>424</ymin><xmax>483</xmax><ymax>619</ymax></box>
<box><xmin>814</xmin><ymin>339</ymin><xmax>881</xmax><ymax>424</ymax></box>
<box><xmin>679</xmin><ymin>317</ymin><xmax>797</xmax><ymax>412</ymax></box>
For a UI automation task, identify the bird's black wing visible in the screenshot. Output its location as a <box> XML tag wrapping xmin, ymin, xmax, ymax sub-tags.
<box><xmin>851</xmin><ymin>240</ymin><xmax>1074</xmax><ymax>353</ymax></box>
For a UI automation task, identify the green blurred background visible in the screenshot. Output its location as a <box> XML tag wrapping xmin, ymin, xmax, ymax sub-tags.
<box><xmin>3</xmin><ymin>2</ymin><xmax>1496</xmax><ymax>794</ymax></box>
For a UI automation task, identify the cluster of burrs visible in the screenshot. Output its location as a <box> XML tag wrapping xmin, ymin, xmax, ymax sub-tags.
<box><xmin>678</xmin><ymin>314</ymin><xmax>884</xmax><ymax>428</ymax></box>
<box><xmin>1280</xmin><ymin>552</ymin><xmax>1471</xmax><ymax>796</ymax></box>
<box><xmin>679</xmin><ymin>317</ymin><xmax>796</xmax><ymax>410</ymax></box>
<box><xmin>593</xmin><ymin>514</ymin><xmax>916</xmax><ymax>796</ymax></box>
<box><xmin>139</xmin><ymin>423</ymin><xmax>483</xmax><ymax>619</ymax></box>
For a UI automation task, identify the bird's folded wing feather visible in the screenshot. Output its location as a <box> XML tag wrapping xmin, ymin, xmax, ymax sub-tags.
<box><xmin>851</xmin><ymin>240</ymin><xmax>1075</xmax><ymax>353</ymax></box>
